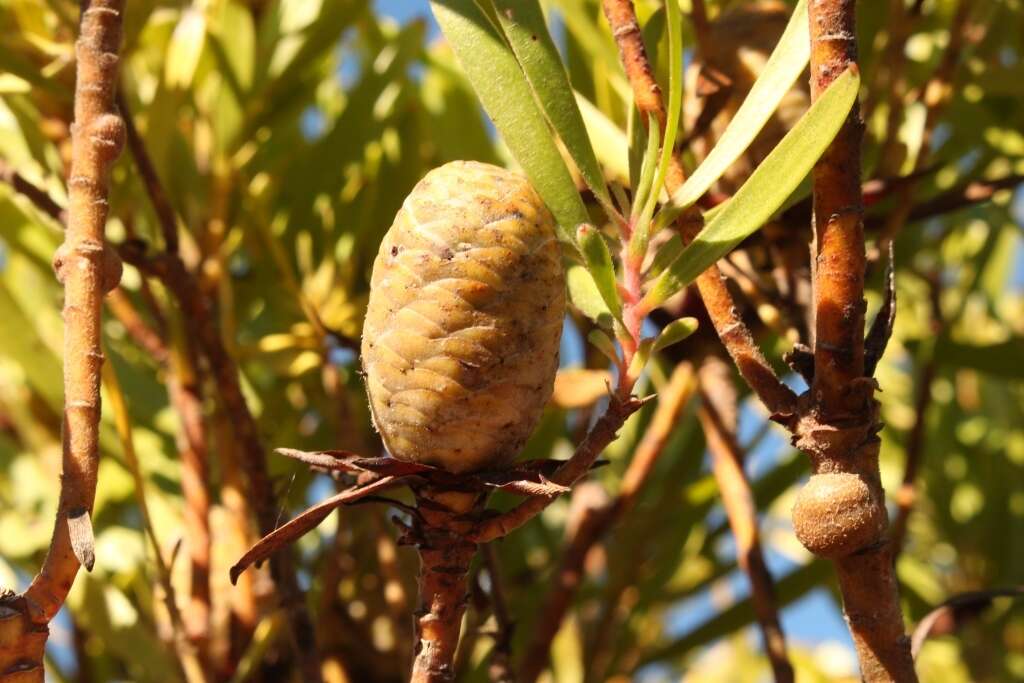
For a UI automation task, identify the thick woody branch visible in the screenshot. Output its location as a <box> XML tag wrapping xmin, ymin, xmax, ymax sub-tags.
<box><xmin>697</xmin><ymin>357</ymin><xmax>792</xmax><ymax>683</ymax></box>
<box><xmin>601</xmin><ymin>0</ymin><xmax>797</xmax><ymax>416</ymax></box>
<box><xmin>517</xmin><ymin>365</ymin><xmax>694</xmax><ymax>683</ymax></box>
<box><xmin>26</xmin><ymin>0</ymin><xmax>125</xmax><ymax>624</ymax></box>
<box><xmin>410</xmin><ymin>488</ymin><xmax>483</xmax><ymax>683</ymax></box>
<box><xmin>0</xmin><ymin>3</ymin><xmax>126</xmax><ymax>680</ymax></box>
<box><xmin>808</xmin><ymin>0</ymin><xmax>866</xmax><ymax>400</ymax></box>
<box><xmin>798</xmin><ymin>0</ymin><xmax>917</xmax><ymax>679</ymax></box>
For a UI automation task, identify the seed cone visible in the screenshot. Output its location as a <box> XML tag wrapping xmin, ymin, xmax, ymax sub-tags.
<box><xmin>362</xmin><ymin>161</ymin><xmax>565</xmax><ymax>473</ymax></box>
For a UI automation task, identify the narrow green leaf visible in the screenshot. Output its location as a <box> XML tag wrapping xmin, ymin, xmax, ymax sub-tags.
<box><xmin>493</xmin><ymin>0</ymin><xmax>615</xmax><ymax>214</ymax></box>
<box><xmin>577</xmin><ymin>224</ymin><xmax>623</xmax><ymax>320</ymax></box>
<box><xmin>627</xmin><ymin>101</ymin><xmax>645</xmax><ymax>191</ymax></box>
<box><xmin>587</xmin><ymin>328</ymin><xmax>620</xmax><ymax>364</ymax></box>
<box><xmin>628</xmin><ymin>338</ymin><xmax>655</xmax><ymax>378</ymax></box>
<box><xmin>652</xmin><ymin>317</ymin><xmax>699</xmax><ymax>353</ymax></box>
<box><xmin>644</xmin><ymin>233</ymin><xmax>683</xmax><ymax>281</ymax></box>
<box><xmin>567</xmin><ymin>264</ymin><xmax>613</xmax><ymax>327</ymax></box>
<box><xmin>660</xmin><ymin>0</ymin><xmax>810</xmax><ymax>222</ymax></box>
<box><xmin>575</xmin><ymin>92</ymin><xmax>629</xmax><ymax>184</ymax></box>
<box><xmin>631</xmin><ymin>114</ymin><xmax>662</xmax><ymax>222</ymax></box>
<box><xmin>642</xmin><ymin>65</ymin><xmax>860</xmax><ymax>310</ymax></box>
<box><xmin>631</xmin><ymin>0</ymin><xmax>684</xmax><ymax>259</ymax></box>
<box><xmin>431</xmin><ymin>0</ymin><xmax>589</xmax><ymax>239</ymax></box>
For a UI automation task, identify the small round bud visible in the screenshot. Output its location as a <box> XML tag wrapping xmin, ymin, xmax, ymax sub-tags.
<box><xmin>52</xmin><ymin>243</ymin><xmax>71</xmax><ymax>284</ymax></box>
<box><xmin>89</xmin><ymin>113</ymin><xmax>126</xmax><ymax>163</ymax></box>
<box><xmin>792</xmin><ymin>472</ymin><xmax>886</xmax><ymax>558</ymax></box>
<box><xmin>102</xmin><ymin>246</ymin><xmax>122</xmax><ymax>293</ymax></box>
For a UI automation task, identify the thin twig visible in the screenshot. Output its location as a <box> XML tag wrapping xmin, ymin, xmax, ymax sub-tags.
<box><xmin>101</xmin><ymin>361</ymin><xmax>207</xmax><ymax>683</ymax></box>
<box><xmin>876</xmin><ymin>0</ymin><xmax>984</xmax><ymax>250</ymax></box>
<box><xmin>890</xmin><ymin>274</ymin><xmax>943</xmax><ymax>554</ymax></box>
<box><xmin>105</xmin><ymin>287</ymin><xmax>169</xmax><ymax>364</ymax></box>
<box><xmin>116</xmin><ymin>93</ymin><xmax>219</xmax><ymax>658</ymax></box>
<box><xmin>116</xmin><ymin>91</ymin><xmax>179</xmax><ymax>253</ymax></box>
<box><xmin>481</xmin><ymin>544</ymin><xmax>515</xmax><ymax>683</ymax></box>
<box><xmin>24</xmin><ymin>0</ymin><xmax>126</xmax><ymax>629</ymax></box>
<box><xmin>517</xmin><ymin>364</ymin><xmax>695</xmax><ymax>683</ymax></box>
<box><xmin>697</xmin><ymin>357</ymin><xmax>792</xmax><ymax>683</ymax></box>
<box><xmin>867</xmin><ymin>174</ymin><xmax>1024</xmax><ymax>230</ymax></box>
<box><xmin>0</xmin><ymin>158</ymin><xmax>66</xmax><ymax>224</ymax></box>
<box><xmin>601</xmin><ymin>0</ymin><xmax>797</xmax><ymax>416</ymax></box>
<box><xmin>167</xmin><ymin>331</ymin><xmax>213</xmax><ymax>654</ymax></box>
<box><xmin>117</xmin><ymin>91</ymin><xmax>323</xmax><ymax>676</ymax></box>
<box><xmin>469</xmin><ymin>394</ymin><xmax>644</xmax><ymax>544</ymax></box>
<box><xmin>119</xmin><ymin>244</ymin><xmax>322</xmax><ymax>680</ymax></box>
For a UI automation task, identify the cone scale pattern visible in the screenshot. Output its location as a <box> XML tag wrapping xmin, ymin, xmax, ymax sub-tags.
<box><xmin>362</xmin><ymin>161</ymin><xmax>565</xmax><ymax>473</ymax></box>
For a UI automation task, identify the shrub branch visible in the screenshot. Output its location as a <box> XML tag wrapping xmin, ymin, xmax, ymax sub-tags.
<box><xmin>697</xmin><ymin>357</ymin><xmax>792</xmax><ymax>683</ymax></box>
<box><xmin>0</xmin><ymin>3</ymin><xmax>126</xmax><ymax>680</ymax></box>
<box><xmin>601</xmin><ymin>0</ymin><xmax>797</xmax><ymax>417</ymax></box>
<box><xmin>788</xmin><ymin>0</ymin><xmax>918</xmax><ymax>679</ymax></box>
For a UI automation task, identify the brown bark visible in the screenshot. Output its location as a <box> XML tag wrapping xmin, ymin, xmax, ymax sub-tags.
<box><xmin>410</xmin><ymin>488</ymin><xmax>482</xmax><ymax>683</ymax></box>
<box><xmin>792</xmin><ymin>0</ymin><xmax>917</xmax><ymax>679</ymax></box>
<box><xmin>0</xmin><ymin>3</ymin><xmax>126</xmax><ymax>681</ymax></box>
<box><xmin>168</xmin><ymin>340</ymin><xmax>213</xmax><ymax>652</ymax></box>
<box><xmin>808</xmin><ymin>0</ymin><xmax>867</xmax><ymax>399</ymax></box>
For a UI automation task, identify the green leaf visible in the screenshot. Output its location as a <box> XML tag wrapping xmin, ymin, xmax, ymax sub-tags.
<box><xmin>577</xmin><ymin>223</ymin><xmax>623</xmax><ymax>321</ymax></box>
<box><xmin>628</xmin><ymin>337</ymin><xmax>655</xmax><ymax>379</ymax></box>
<box><xmin>627</xmin><ymin>318</ymin><xmax>698</xmax><ymax>379</ymax></box>
<box><xmin>165</xmin><ymin>7</ymin><xmax>208</xmax><ymax>90</ymax></box>
<box><xmin>929</xmin><ymin>336</ymin><xmax>1024</xmax><ymax>378</ymax></box>
<box><xmin>631</xmin><ymin>0</ymin><xmax>683</xmax><ymax>260</ymax></box>
<box><xmin>493</xmin><ymin>0</ymin><xmax>615</xmax><ymax>215</ymax></box>
<box><xmin>631</xmin><ymin>114</ymin><xmax>662</xmax><ymax>223</ymax></box>
<box><xmin>566</xmin><ymin>264</ymin><xmax>613</xmax><ymax>327</ymax></box>
<box><xmin>643</xmin><ymin>233</ymin><xmax>682</xmax><ymax>282</ymax></box>
<box><xmin>642</xmin><ymin>65</ymin><xmax>860</xmax><ymax>310</ymax></box>
<box><xmin>575</xmin><ymin>92</ymin><xmax>629</xmax><ymax>184</ymax></box>
<box><xmin>652</xmin><ymin>317</ymin><xmax>699</xmax><ymax>353</ymax></box>
<box><xmin>658</xmin><ymin>0</ymin><xmax>810</xmax><ymax>224</ymax></box>
<box><xmin>431</xmin><ymin>0</ymin><xmax>589</xmax><ymax>240</ymax></box>
<box><xmin>587</xmin><ymin>328</ymin><xmax>620</xmax><ymax>364</ymax></box>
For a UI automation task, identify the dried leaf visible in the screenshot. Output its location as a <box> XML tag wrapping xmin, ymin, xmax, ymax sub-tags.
<box><xmin>911</xmin><ymin>587</ymin><xmax>1024</xmax><ymax>658</ymax></box>
<box><xmin>229</xmin><ymin>476</ymin><xmax>403</xmax><ymax>585</ymax></box>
